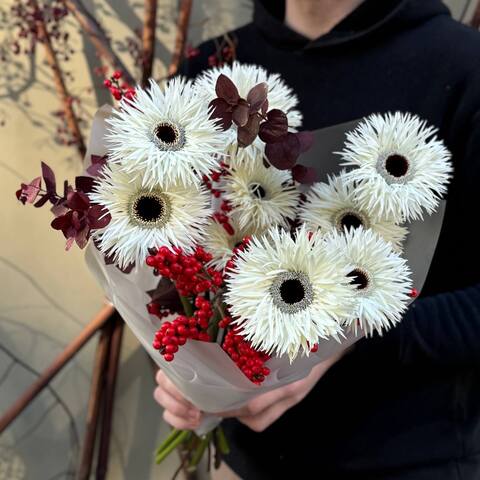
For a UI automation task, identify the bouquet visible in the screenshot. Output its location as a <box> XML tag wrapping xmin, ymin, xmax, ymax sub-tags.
<box><xmin>16</xmin><ymin>61</ymin><xmax>452</xmax><ymax>473</ymax></box>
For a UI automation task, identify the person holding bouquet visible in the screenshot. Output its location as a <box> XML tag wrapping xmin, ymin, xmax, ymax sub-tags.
<box><xmin>154</xmin><ymin>0</ymin><xmax>480</xmax><ymax>479</ymax></box>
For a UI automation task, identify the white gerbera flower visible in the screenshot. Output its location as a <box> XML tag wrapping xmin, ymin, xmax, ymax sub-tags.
<box><xmin>225</xmin><ymin>226</ymin><xmax>355</xmax><ymax>361</ymax></box>
<box><xmin>89</xmin><ymin>164</ymin><xmax>212</xmax><ymax>269</ymax></box>
<box><xmin>223</xmin><ymin>155</ymin><xmax>300</xmax><ymax>230</ymax></box>
<box><xmin>203</xmin><ymin>217</ymin><xmax>261</xmax><ymax>270</ymax></box>
<box><xmin>339</xmin><ymin>112</ymin><xmax>452</xmax><ymax>222</ymax></box>
<box><xmin>323</xmin><ymin>228</ymin><xmax>412</xmax><ymax>335</ymax></box>
<box><xmin>194</xmin><ymin>62</ymin><xmax>302</xmax><ymax>164</ymax></box>
<box><xmin>106</xmin><ymin>77</ymin><xmax>225</xmax><ymax>188</ymax></box>
<box><xmin>298</xmin><ymin>171</ymin><xmax>408</xmax><ymax>252</ymax></box>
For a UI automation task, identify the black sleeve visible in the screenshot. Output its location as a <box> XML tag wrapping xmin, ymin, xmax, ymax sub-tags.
<box><xmin>387</xmin><ymin>66</ymin><xmax>480</xmax><ymax>367</ymax></box>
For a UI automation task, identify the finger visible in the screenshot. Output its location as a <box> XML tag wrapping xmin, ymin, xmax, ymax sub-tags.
<box><xmin>163</xmin><ymin>409</ymin><xmax>202</xmax><ymax>431</ymax></box>
<box><xmin>238</xmin><ymin>397</ymin><xmax>295</xmax><ymax>433</ymax></box>
<box><xmin>216</xmin><ymin>384</ymin><xmax>295</xmax><ymax>418</ymax></box>
<box><xmin>156</xmin><ymin>370</ymin><xmax>196</xmax><ymax>410</ymax></box>
<box><xmin>153</xmin><ymin>386</ymin><xmax>201</xmax><ymax>421</ymax></box>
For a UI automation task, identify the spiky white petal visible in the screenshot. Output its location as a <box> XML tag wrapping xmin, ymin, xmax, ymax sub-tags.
<box><xmin>225</xmin><ymin>226</ymin><xmax>355</xmax><ymax>361</ymax></box>
<box><xmin>89</xmin><ymin>164</ymin><xmax>212</xmax><ymax>269</ymax></box>
<box><xmin>223</xmin><ymin>155</ymin><xmax>300</xmax><ymax>230</ymax></box>
<box><xmin>203</xmin><ymin>217</ymin><xmax>262</xmax><ymax>270</ymax></box>
<box><xmin>194</xmin><ymin>62</ymin><xmax>302</xmax><ymax>165</ymax></box>
<box><xmin>339</xmin><ymin>112</ymin><xmax>452</xmax><ymax>222</ymax></box>
<box><xmin>323</xmin><ymin>228</ymin><xmax>412</xmax><ymax>335</ymax></box>
<box><xmin>298</xmin><ymin>171</ymin><xmax>408</xmax><ymax>252</ymax></box>
<box><xmin>106</xmin><ymin>77</ymin><xmax>225</xmax><ymax>188</ymax></box>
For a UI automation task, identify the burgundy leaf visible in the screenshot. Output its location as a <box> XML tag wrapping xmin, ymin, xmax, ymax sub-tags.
<box><xmin>34</xmin><ymin>193</ymin><xmax>51</xmax><ymax>208</ymax></box>
<box><xmin>265</xmin><ymin>133</ymin><xmax>301</xmax><ymax>170</ymax></box>
<box><xmin>75</xmin><ymin>176</ymin><xmax>95</xmax><ymax>194</ymax></box>
<box><xmin>16</xmin><ymin>177</ymin><xmax>42</xmax><ymax>204</ymax></box>
<box><xmin>258</xmin><ymin>109</ymin><xmax>288</xmax><ymax>143</ymax></box>
<box><xmin>66</xmin><ymin>190</ymin><xmax>90</xmax><ymax>211</ymax></box>
<box><xmin>209</xmin><ymin>98</ymin><xmax>233</xmax><ymax>130</ymax></box>
<box><xmin>75</xmin><ymin>224</ymin><xmax>90</xmax><ymax>249</ymax></box>
<box><xmin>51</xmin><ymin>213</ymin><xmax>69</xmax><ymax>232</ymax></box>
<box><xmin>71</xmin><ymin>210</ymin><xmax>82</xmax><ymax>230</ymax></box>
<box><xmin>215</xmin><ymin>74</ymin><xmax>240</xmax><ymax>105</ymax></box>
<box><xmin>41</xmin><ymin>162</ymin><xmax>56</xmax><ymax>194</ymax></box>
<box><xmin>296</xmin><ymin>131</ymin><xmax>315</xmax><ymax>153</ymax></box>
<box><xmin>232</xmin><ymin>100</ymin><xmax>250</xmax><ymax>127</ymax></box>
<box><xmin>51</xmin><ymin>202</ymin><xmax>69</xmax><ymax>217</ymax></box>
<box><xmin>147</xmin><ymin>277</ymin><xmax>182</xmax><ymax>312</ymax></box>
<box><xmin>238</xmin><ymin>114</ymin><xmax>261</xmax><ymax>148</ymax></box>
<box><xmin>65</xmin><ymin>236</ymin><xmax>75</xmax><ymax>251</ymax></box>
<box><xmin>247</xmin><ymin>82</ymin><xmax>268</xmax><ymax>113</ymax></box>
<box><xmin>261</xmin><ymin>99</ymin><xmax>269</xmax><ymax>116</ymax></box>
<box><xmin>88</xmin><ymin>204</ymin><xmax>111</xmax><ymax>229</ymax></box>
<box><xmin>292</xmin><ymin>164</ymin><xmax>317</xmax><ymax>184</ymax></box>
<box><xmin>87</xmin><ymin>154</ymin><xmax>108</xmax><ymax>178</ymax></box>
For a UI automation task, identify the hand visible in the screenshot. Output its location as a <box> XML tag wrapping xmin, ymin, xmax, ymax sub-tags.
<box><xmin>216</xmin><ymin>352</ymin><xmax>344</xmax><ymax>432</ymax></box>
<box><xmin>153</xmin><ymin>369</ymin><xmax>203</xmax><ymax>430</ymax></box>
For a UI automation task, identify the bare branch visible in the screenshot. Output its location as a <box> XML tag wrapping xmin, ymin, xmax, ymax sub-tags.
<box><xmin>64</xmin><ymin>0</ymin><xmax>136</xmax><ymax>86</ymax></box>
<box><xmin>168</xmin><ymin>0</ymin><xmax>193</xmax><ymax>77</ymax></box>
<box><xmin>32</xmin><ymin>0</ymin><xmax>86</xmax><ymax>158</ymax></box>
<box><xmin>141</xmin><ymin>0</ymin><xmax>158</xmax><ymax>87</ymax></box>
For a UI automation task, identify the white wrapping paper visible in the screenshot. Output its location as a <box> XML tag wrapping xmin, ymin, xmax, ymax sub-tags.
<box><xmin>84</xmin><ymin>106</ymin><xmax>445</xmax><ymax>434</ymax></box>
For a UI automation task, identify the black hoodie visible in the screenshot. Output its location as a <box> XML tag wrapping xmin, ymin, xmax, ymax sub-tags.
<box><xmin>181</xmin><ymin>1</ymin><xmax>480</xmax><ymax>479</ymax></box>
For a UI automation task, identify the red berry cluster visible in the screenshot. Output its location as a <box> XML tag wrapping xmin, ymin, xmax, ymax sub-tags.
<box><xmin>146</xmin><ymin>246</ymin><xmax>222</xmax><ymax>297</ymax></box>
<box><xmin>147</xmin><ymin>301</ymin><xmax>172</xmax><ymax>320</ymax></box>
<box><xmin>222</xmin><ymin>328</ymin><xmax>270</xmax><ymax>384</ymax></box>
<box><xmin>208</xmin><ymin>45</ymin><xmax>235</xmax><ymax>67</ymax></box>
<box><xmin>184</xmin><ymin>44</ymin><xmax>200</xmax><ymax>59</ymax></box>
<box><xmin>224</xmin><ymin>236</ymin><xmax>251</xmax><ymax>273</ymax></box>
<box><xmin>152</xmin><ymin>315</ymin><xmax>211</xmax><ymax>362</ymax></box>
<box><xmin>103</xmin><ymin>70</ymin><xmax>135</xmax><ymax>101</ymax></box>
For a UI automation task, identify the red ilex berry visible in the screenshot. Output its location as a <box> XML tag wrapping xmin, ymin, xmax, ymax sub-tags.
<box><xmin>222</xmin><ymin>328</ymin><xmax>270</xmax><ymax>384</ymax></box>
<box><xmin>112</xmin><ymin>70</ymin><xmax>123</xmax><ymax>79</ymax></box>
<box><xmin>409</xmin><ymin>288</ymin><xmax>419</xmax><ymax>298</ymax></box>
<box><xmin>310</xmin><ymin>343</ymin><xmax>319</xmax><ymax>353</ymax></box>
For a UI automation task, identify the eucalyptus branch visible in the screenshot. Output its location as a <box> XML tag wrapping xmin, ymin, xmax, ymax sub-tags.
<box><xmin>32</xmin><ymin>0</ymin><xmax>86</xmax><ymax>158</ymax></box>
<box><xmin>64</xmin><ymin>0</ymin><xmax>136</xmax><ymax>86</ymax></box>
<box><xmin>141</xmin><ymin>0</ymin><xmax>158</xmax><ymax>87</ymax></box>
<box><xmin>168</xmin><ymin>0</ymin><xmax>193</xmax><ymax>77</ymax></box>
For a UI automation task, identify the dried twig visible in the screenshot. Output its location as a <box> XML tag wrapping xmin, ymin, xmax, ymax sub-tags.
<box><xmin>168</xmin><ymin>0</ymin><xmax>193</xmax><ymax>77</ymax></box>
<box><xmin>31</xmin><ymin>0</ymin><xmax>86</xmax><ymax>158</ymax></box>
<box><xmin>64</xmin><ymin>0</ymin><xmax>135</xmax><ymax>86</ymax></box>
<box><xmin>96</xmin><ymin>315</ymin><xmax>124</xmax><ymax>480</ymax></box>
<box><xmin>141</xmin><ymin>0</ymin><xmax>158</xmax><ymax>87</ymax></box>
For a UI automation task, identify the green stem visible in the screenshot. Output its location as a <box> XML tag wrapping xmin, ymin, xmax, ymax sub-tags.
<box><xmin>180</xmin><ymin>295</ymin><xmax>194</xmax><ymax>317</ymax></box>
<box><xmin>155</xmin><ymin>430</ymin><xmax>190</xmax><ymax>464</ymax></box>
<box><xmin>188</xmin><ymin>432</ymin><xmax>212</xmax><ymax>471</ymax></box>
<box><xmin>155</xmin><ymin>428</ymin><xmax>181</xmax><ymax>456</ymax></box>
<box><xmin>215</xmin><ymin>426</ymin><xmax>230</xmax><ymax>455</ymax></box>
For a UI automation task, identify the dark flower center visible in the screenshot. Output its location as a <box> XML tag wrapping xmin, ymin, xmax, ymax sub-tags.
<box><xmin>129</xmin><ymin>190</ymin><xmax>171</xmax><ymax>228</ymax></box>
<box><xmin>270</xmin><ymin>271</ymin><xmax>314</xmax><ymax>314</ymax></box>
<box><xmin>347</xmin><ymin>268</ymin><xmax>369</xmax><ymax>290</ymax></box>
<box><xmin>340</xmin><ymin>212</ymin><xmax>363</xmax><ymax>230</ymax></box>
<box><xmin>280</xmin><ymin>279</ymin><xmax>305</xmax><ymax>304</ymax></box>
<box><xmin>155</xmin><ymin>123</ymin><xmax>178</xmax><ymax>145</ymax></box>
<box><xmin>385</xmin><ymin>154</ymin><xmax>409</xmax><ymax>178</ymax></box>
<box><xmin>134</xmin><ymin>195</ymin><xmax>163</xmax><ymax>223</ymax></box>
<box><xmin>249</xmin><ymin>182</ymin><xmax>267</xmax><ymax>199</ymax></box>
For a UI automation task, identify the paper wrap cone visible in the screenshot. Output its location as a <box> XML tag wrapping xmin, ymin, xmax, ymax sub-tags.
<box><xmin>84</xmin><ymin>106</ymin><xmax>445</xmax><ymax>434</ymax></box>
